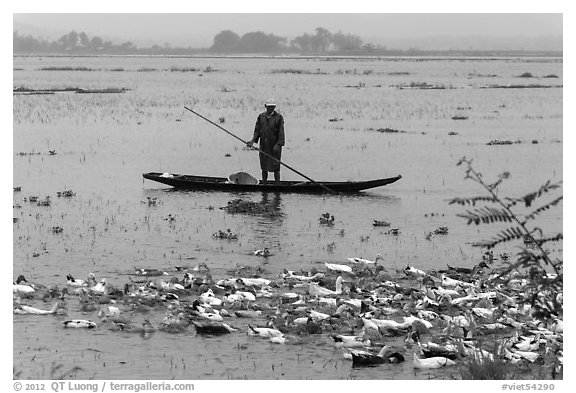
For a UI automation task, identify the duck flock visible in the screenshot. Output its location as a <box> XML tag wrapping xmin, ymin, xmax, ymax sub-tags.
<box><xmin>13</xmin><ymin>252</ymin><xmax>563</xmax><ymax>378</ymax></box>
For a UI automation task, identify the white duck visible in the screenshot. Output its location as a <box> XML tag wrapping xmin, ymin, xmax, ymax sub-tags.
<box><xmin>66</xmin><ymin>274</ymin><xmax>87</xmax><ymax>287</ymax></box>
<box><xmin>14</xmin><ymin>301</ymin><xmax>62</xmax><ymax>315</ymax></box>
<box><xmin>369</xmin><ymin>317</ymin><xmax>405</xmax><ymax>330</ymax></box>
<box><xmin>269</xmin><ymin>335</ymin><xmax>287</xmax><ymax>344</ymax></box>
<box><xmin>404</xmin><ymin>265</ymin><xmax>427</xmax><ymax>278</ymax></box>
<box><xmin>317</xmin><ymin>297</ymin><xmax>337</xmax><ymax>307</ymax></box>
<box><xmin>234</xmin><ymin>291</ymin><xmax>256</xmax><ymax>302</ymax></box>
<box><xmin>248</xmin><ymin>324</ymin><xmax>283</xmax><ymax>338</ymax></box>
<box><xmin>13</xmin><ymin>275</ymin><xmax>35</xmax><ymax>296</ymax></box>
<box><xmin>238</xmin><ymin>277</ymin><xmax>271</xmax><ymax>287</ymax></box>
<box><xmin>441</xmin><ymin>274</ymin><xmax>475</xmax><ymax>288</ymax></box>
<box><xmin>308</xmin><ymin>309</ymin><xmax>331</xmax><ymax>321</ymax></box>
<box><xmin>324</xmin><ymin>262</ymin><xmax>353</xmax><ymax>273</ymax></box>
<box><xmin>347</xmin><ymin>299</ymin><xmax>365</xmax><ymax>309</ymax></box>
<box><xmin>413</xmin><ymin>353</ymin><xmax>456</xmax><ymax>369</ymax></box>
<box><xmin>283</xmin><ymin>270</ymin><xmax>325</xmax><ymax>281</ymax></box>
<box><xmin>433</xmin><ymin>286</ymin><xmax>462</xmax><ymax>297</ymax></box>
<box><xmin>308</xmin><ymin>276</ymin><xmax>344</xmax><ymax>297</ymax></box>
<box><xmin>200</xmin><ymin>289</ymin><xmax>223</xmax><ymax>306</ymax></box>
<box><xmin>254</xmin><ymin>248</ymin><xmax>271</xmax><ymax>257</ymax></box>
<box><xmin>347</xmin><ymin>254</ymin><xmax>383</xmax><ymax>265</ymax></box>
<box><xmin>63</xmin><ymin>319</ymin><xmax>98</xmax><ymax>329</ymax></box>
<box><xmin>160</xmin><ymin>279</ymin><xmax>185</xmax><ymax>291</ymax></box>
<box><xmin>91</xmin><ymin>278</ymin><xmax>108</xmax><ymax>294</ymax></box>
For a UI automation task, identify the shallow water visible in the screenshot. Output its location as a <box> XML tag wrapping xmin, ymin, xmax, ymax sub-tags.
<box><xmin>13</xmin><ymin>56</ymin><xmax>562</xmax><ymax>379</ymax></box>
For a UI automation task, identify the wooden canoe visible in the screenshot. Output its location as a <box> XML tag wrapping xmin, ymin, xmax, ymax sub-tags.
<box><xmin>142</xmin><ymin>172</ymin><xmax>401</xmax><ymax>193</ymax></box>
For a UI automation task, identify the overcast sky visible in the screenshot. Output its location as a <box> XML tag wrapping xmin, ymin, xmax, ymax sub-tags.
<box><xmin>13</xmin><ymin>12</ymin><xmax>563</xmax><ymax>50</ymax></box>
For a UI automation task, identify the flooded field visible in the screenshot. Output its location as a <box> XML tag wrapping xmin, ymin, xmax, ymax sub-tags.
<box><xmin>12</xmin><ymin>55</ymin><xmax>562</xmax><ymax>380</ymax></box>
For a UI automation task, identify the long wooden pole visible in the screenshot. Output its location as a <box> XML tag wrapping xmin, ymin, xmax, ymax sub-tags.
<box><xmin>184</xmin><ymin>106</ymin><xmax>336</xmax><ymax>194</ymax></box>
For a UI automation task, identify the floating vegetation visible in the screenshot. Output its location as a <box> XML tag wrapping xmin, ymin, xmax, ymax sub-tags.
<box><xmin>271</xmin><ymin>68</ymin><xmax>327</xmax><ymax>75</ymax></box>
<box><xmin>221</xmin><ymin>199</ymin><xmax>281</xmax><ymax>217</ymax></box>
<box><xmin>13</xmin><ymin>218</ymin><xmax>19</xmax><ymax>223</ymax></box>
<box><xmin>224</xmin><ymin>153</ymin><xmax>232</xmax><ymax>157</ymax></box>
<box><xmin>486</xmin><ymin>140</ymin><xmax>521</xmax><ymax>146</ymax></box>
<box><xmin>25</xmin><ymin>196</ymin><xmax>39</xmax><ymax>203</ymax></box>
<box><xmin>14</xmin><ymin>186</ymin><xmax>21</xmax><ymax>192</ymax></box>
<box><xmin>137</xmin><ymin>67</ymin><xmax>157</xmax><ymax>72</ymax></box>
<box><xmin>39</xmin><ymin>66</ymin><xmax>95</xmax><ymax>71</ymax></box>
<box><xmin>397</xmin><ymin>82</ymin><xmax>450</xmax><ymax>89</ymax></box>
<box><xmin>468</xmin><ymin>72</ymin><xmax>498</xmax><ymax>78</ymax></box>
<box><xmin>543</xmin><ymin>74</ymin><xmax>559</xmax><ymax>78</ymax></box>
<box><xmin>433</xmin><ymin>226</ymin><xmax>449</xmax><ymax>235</ymax></box>
<box><xmin>13</xmin><ymin>90</ymin><xmax>54</xmax><ymax>96</ymax></box>
<box><xmin>387</xmin><ymin>71</ymin><xmax>411</xmax><ymax>75</ymax></box>
<box><xmin>368</xmin><ymin>127</ymin><xmax>407</xmax><ymax>134</ymax></box>
<box><xmin>14</xmin><ymin>86</ymin><xmax>128</xmax><ymax>95</ymax></box>
<box><xmin>335</xmin><ymin>68</ymin><xmax>375</xmax><ymax>75</ymax></box>
<box><xmin>385</xmin><ymin>228</ymin><xmax>400</xmax><ymax>235</ymax></box>
<box><xmin>212</xmin><ymin>229</ymin><xmax>238</xmax><ymax>240</ymax></box>
<box><xmin>52</xmin><ymin>226</ymin><xmax>64</xmax><ymax>234</ymax></box>
<box><xmin>373</xmin><ymin>220</ymin><xmax>390</xmax><ymax>227</ymax></box>
<box><xmin>168</xmin><ymin>66</ymin><xmax>201</xmax><ymax>72</ymax></box>
<box><xmin>319</xmin><ymin>212</ymin><xmax>335</xmax><ymax>226</ymax></box>
<box><xmin>76</xmin><ymin>87</ymin><xmax>128</xmax><ymax>94</ymax></box>
<box><xmin>142</xmin><ymin>196</ymin><xmax>159</xmax><ymax>206</ymax></box>
<box><xmin>36</xmin><ymin>196</ymin><xmax>52</xmax><ymax>207</ymax></box>
<box><xmin>424</xmin><ymin>212</ymin><xmax>444</xmax><ymax>217</ymax></box>
<box><xmin>448</xmin><ymin>132</ymin><xmax>459</xmax><ymax>136</ymax></box>
<box><xmin>16</xmin><ymin>152</ymin><xmax>41</xmax><ymax>156</ymax></box>
<box><xmin>451</xmin><ymin>115</ymin><xmax>469</xmax><ymax>120</ymax></box>
<box><xmin>328</xmin><ymin>118</ymin><xmax>343</xmax><ymax>122</ymax></box>
<box><xmin>344</xmin><ymin>82</ymin><xmax>366</xmax><ymax>88</ymax></box>
<box><xmin>57</xmin><ymin>190</ymin><xmax>76</xmax><ymax>198</ymax></box>
<box><xmin>164</xmin><ymin>214</ymin><xmax>176</xmax><ymax>223</ymax></box>
<box><xmin>518</xmin><ymin>72</ymin><xmax>534</xmax><ymax>78</ymax></box>
<box><xmin>480</xmin><ymin>84</ymin><xmax>562</xmax><ymax>89</ymax></box>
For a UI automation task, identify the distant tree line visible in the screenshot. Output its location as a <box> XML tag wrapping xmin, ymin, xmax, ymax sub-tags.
<box><xmin>14</xmin><ymin>31</ymin><xmax>139</xmax><ymax>54</ymax></box>
<box><xmin>13</xmin><ymin>30</ymin><xmax>203</xmax><ymax>55</ymax></box>
<box><xmin>14</xmin><ymin>27</ymin><xmax>367</xmax><ymax>55</ymax></box>
<box><xmin>13</xmin><ymin>29</ymin><xmax>562</xmax><ymax>57</ymax></box>
<box><xmin>210</xmin><ymin>27</ymin><xmax>366</xmax><ymax>53</ymax></box>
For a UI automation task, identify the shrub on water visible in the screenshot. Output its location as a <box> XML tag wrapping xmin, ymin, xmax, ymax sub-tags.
<box><xmin>450</xmin><ymin>157</ymin><xmax>563</xmax><ymax>379</ymax></box>
<box><xmin>459</xmin><ymin>344</ymin><xmax>510</xmax><ymax>380</ymax></box>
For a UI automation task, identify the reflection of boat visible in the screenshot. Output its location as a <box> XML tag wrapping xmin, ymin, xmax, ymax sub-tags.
<box><xmin>143</xmin><ymin>172</ymin><xmax>402</xmax><ymax>193</ymax></box>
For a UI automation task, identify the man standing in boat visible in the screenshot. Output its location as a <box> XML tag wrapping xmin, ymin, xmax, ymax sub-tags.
<box><xmin>247</xmin><ymin>99</ymin><xmax>285</xmax><ymax>185</ymax></box>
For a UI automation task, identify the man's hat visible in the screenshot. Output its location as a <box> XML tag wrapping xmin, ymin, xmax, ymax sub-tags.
<box><xmin>265</xmin><ymin>99</ymin><xmax>276</xmax><ymax>107</ymax></box>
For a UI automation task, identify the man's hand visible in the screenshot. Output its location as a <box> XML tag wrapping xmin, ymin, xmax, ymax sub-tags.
<box><xmin>273</xmin><ymin>144</ymin><xmax>281</xmax><ymax>153</ymax></box>
<box><xmin>247</xmin><ymin>141</ymin><xmax>254</xmax><ymax>148</ymax></box>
